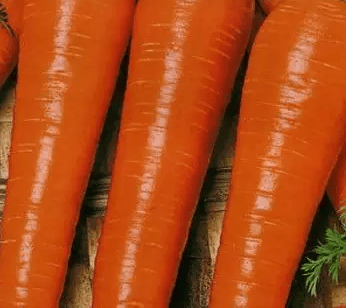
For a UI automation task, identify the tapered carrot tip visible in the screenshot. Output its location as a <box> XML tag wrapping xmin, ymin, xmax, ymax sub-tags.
<box><xmin>210</xmin><ymin>0</ymin><xmax>346</xmax><ymax>307</ymax></box>
<box><xmin>92</xmin><ymin>0</ymin><xmax>254</xmax><ymax>306</ymax></box>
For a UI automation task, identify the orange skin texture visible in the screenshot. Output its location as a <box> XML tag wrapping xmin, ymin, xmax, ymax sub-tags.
<box><xmin>92</xmin><ymin>0</ymin><xmax>254</xmax><ymax>306</ymax></box>
<box><xmin>258</xmin><ymin>0</ymin><xmax>282</xmax><ymax>14</ymax></box>
<box><xmin>328</xmin><ymin>145</ymin><xmax>346</xmax><ymax>213</ymax></box>
<box><xmin>210</xmin><ymin>0</ymin><xmax>346</xmax><ymax>307</ymax></box>
<box><xmin>0</xmin><ymin>0</ymin><xmax>135</xmax><ymax>306</ymax></box>
<box><xmin>0</xmin><ymin>0</ymin><xmax>23</xmax><ymax>88</ymax></box>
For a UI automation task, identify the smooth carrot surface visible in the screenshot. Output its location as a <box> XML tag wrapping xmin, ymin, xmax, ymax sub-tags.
<box><xmin>210</xmin><ymin>0</ymin><xmax>346</xmax><ymax>307</ymax></box>
<box><xmin>258</xmin><ymin>0</ymin><xmax>281</xmax><ymax>14</ymax></box>
<box><xmin>0</xmin><ymin>0</ymin><xmax>134</xmax><ymax>306</ymax></box>
<box><xmin>92</xmin><ymin>0</ymin><xmax>254</xmax><ymax>306</ymax></box>
<box><xmin>328</xmin><ymin>145</ymin><xmax>346</xmax><ymax>215</ymax></box>
<box><xmin>0</xmin><ymin>0</ymin><xmax>22</xmax><ymax>88</ymax></box>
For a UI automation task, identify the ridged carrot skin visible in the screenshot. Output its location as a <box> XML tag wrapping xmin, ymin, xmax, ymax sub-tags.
<box><xmin>92</xmin><ymin>0</ymin><xmax>254</xmax><ymax>306</ymax></box>
<box><xmin>328</xmin><ymin>145</ymin><xmax>346</xmax><ymax>215</ymax></box>
<box><xmin>210</xmin><ymin>0</ymin><xmax>346</xmax><ymax>307</ymax></box>
<box><xmin>0</xmin><ymin>0</ymin><xmax>134</xmax><ymax>306</ymax></box>
<box><xmin>0</xmin><ymin>0</ymin><xmax>22</xmax><ymax>87</ymax></box>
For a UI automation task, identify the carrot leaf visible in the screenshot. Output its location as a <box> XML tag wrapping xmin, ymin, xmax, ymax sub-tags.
<box><xmin>302</xmin><ymin>258</ymin><xmax>322</xmax><ymax>296</ymax></box>
<box><xmin>302</xmin><ymin>214</ymin><xmax>346</xmax><ymax>297</ymax></box>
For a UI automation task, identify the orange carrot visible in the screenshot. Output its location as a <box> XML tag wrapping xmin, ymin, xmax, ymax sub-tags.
<box><xmin>328</xmin><ymin>145</ymin><xmax>346</xmax><ymax>216</ymax></box>
<box><xmin>0</xmin><ymin>0</ymin><xmax>22</xmax><ymax>88</ymax></box>
<box><xmin>92</xmin><ymin>0</ymin><xmax>254</xmax><ymax>306</ymax></box>
<box><xmin>210</xmin><ymin>0</ymin><xmax>346</xmax><ymax>307</ymax></box>
<box><xmin>259</xmin><ymin>0</ymin><xmax>346</xmax><ymax>220</ymax></box>
<box><xmin>0</xmin><ymin>0</ymin><xmax>134</xmax><ymax>306</ymax></box>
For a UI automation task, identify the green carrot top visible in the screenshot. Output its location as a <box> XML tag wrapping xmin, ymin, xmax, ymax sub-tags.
<box><xmin>302</xmin><ymin>214</ymin><xmax>346</xmax><ymax>296</ymax></box>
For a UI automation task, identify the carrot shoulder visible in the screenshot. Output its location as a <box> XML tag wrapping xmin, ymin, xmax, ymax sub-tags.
<box><xmin>210</xmin><ymin>0</ymin><xmax>346</xmax><ymax>307</ymax></box>
<box><xmin>0</xmin><ymin>0</ymin><xmax>134</xmax><ymax>306</ymax></box>
<box><xmin>92</xmin><ymin>0</ymin><xmax>254</xmax><ymax>306</ymax></box>
<box><xmin>0</xmin><ymin>0</ymin><xmax>22</xmax><ymax>88</ymax></box>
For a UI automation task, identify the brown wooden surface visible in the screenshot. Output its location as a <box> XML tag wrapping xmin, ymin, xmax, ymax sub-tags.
<box><xmin>170</xmin><ymin>104</ymin><xmax>237</xmax><ymax>308</ymax></box>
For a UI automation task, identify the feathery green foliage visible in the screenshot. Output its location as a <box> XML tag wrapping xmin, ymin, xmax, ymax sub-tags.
<box><xmin>302</xmin><ymin>214</ymin><xmax>346</xmax><ymax>297</ymax></box>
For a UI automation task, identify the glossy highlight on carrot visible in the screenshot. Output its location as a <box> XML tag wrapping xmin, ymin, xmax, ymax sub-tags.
<box><xmin>0</xmin><ymin>0</ymin><xmax>22</xmax><ymax>88</ymax></box>
<box><xmin>210</xmin><ymin>0</ymin><xmax>346</xmax><ymax>307</ymax></box>
<box><xmin>92</xmin><ymin>0</ymin><xmax>254</xmax><ymax>306</ymax></box>
<box><xmin>328</xmin><ymin>145</ymin><xmax>346</xmax><ymax>215</ymax></box>
<box><xmin>0</xmin><ymin>0</ymin><xmax>135</xmax><ymax>306</ymax></box>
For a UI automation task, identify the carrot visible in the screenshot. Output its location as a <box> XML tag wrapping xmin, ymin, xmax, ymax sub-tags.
<box><xmin>209</xmin><ymin>0</ymin><xmax>346</xmax><ymax>307</ymax></box>
<box><xmin>0</xmin><ymin>0</ymin><xmax>135</xmax><ymax>306</ymax></box>
<box><xmin>92</xmin><ymin>0</ymin><xmax>254</xmax><ymax>306</ymax></box>
<box><xmin>258</xmin><ymin>0</ymin><xmax>282</xmax><ymax>14</ymax></box>
<box><xmin>0</xmin><ymin>0</ymin><xmax>22</xmax><ymax>88</ymax></box>
<box><xmin>328</xmin><ymin>145</ymin><xmax>346</xmax><ymax>216</ymax></box>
